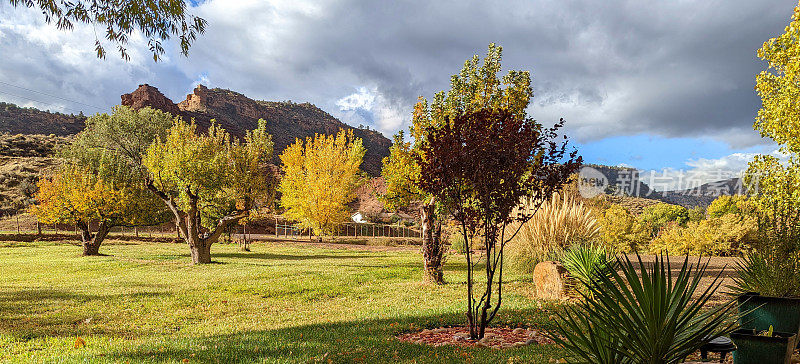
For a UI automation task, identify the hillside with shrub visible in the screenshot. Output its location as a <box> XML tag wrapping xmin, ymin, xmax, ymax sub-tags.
<box><xmin>0</xmin><ymin>133</ymin><xmax>69</xmax><ymax>157</ymax></box>
<box><xmin>0</xmin><ymin>102</ymin><xmax>85</xmax><ymax>136</ymax></box>
<box><xmin>0</xmin><ymin>133</ymin><xmax>64</xmax><ymax>215</ymax></box>
<box><xmin>0</xmin><ymin>156</ymin><xmax>58</xmax><ymax>215</ymax></box>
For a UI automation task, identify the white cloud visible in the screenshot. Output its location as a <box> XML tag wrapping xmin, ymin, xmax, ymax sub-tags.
<box><xmin>640</xmin><ymin>149</ymin><xmax>789</xmax><ymax>191</ymax></box>
<box><xmin>685</xmin><ymin>149</ymin><xmax>788</xmax><ymax>173</ymax></box>
<box><xmin>333</xmin><ymin>86</ymin><xmax>406</xmax><ymax>134</ymax></box>
<box><xmin>336</xmin><ymin>87</ymin><xmax>376</xmax><ymax>111</ymax></box>
<box><xmin>190</xmin><ymin>73</ymin><xmax>212</xmax><ymax>93</ymax></box>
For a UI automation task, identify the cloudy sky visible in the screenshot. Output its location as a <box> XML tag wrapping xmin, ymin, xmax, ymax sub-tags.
<box><xmin>0</xmin><ymin>0</ymin><xmax>796</xmax><ymax>188</ymax></box>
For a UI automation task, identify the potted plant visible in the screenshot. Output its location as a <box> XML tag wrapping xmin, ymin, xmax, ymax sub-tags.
<box><xmin>730</xmin><ymin>326</ymin><xmax>796</xmax><ymax>364</ymax></box>
<box><xmin>731</xmin><ymin>198</ymin><xmax>800</xmax><ymax>345</ymax></box>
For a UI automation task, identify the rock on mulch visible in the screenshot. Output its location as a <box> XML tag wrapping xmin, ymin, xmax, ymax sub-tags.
<box><xmin>396</xmin><ymin>327</ymin><xmax>554</xmax><ymax>349</ymax></box>
<box><xmin>684</xmin><ymin>349</ymin><xmax>800</xmax><ymax>364</ymax></box>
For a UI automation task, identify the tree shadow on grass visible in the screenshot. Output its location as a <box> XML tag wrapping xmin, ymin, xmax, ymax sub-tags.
<box><xmin>113</xmin><ymin>251</ymin><xmax>377</xmax><ymax>267</ymax></box>
<box><xmin>0</xmin><ymin>288</ymin><xmax>171</xmax><ymax>340</ymax></box>
<box><xmin>96</xmin><ymin>309</ymin><xmax>565</xmax><ymax>364</ymax></box>
<box><xmin>214</xmin><ymin>252</ymin><xmax>374</xmax><ymax>261</ymax></box>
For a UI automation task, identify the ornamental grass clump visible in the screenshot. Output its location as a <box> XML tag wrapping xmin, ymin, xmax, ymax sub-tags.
<box><xmin>508</xmin><ymin>193</ymin><xmax>600</xmax><ymax>272</ymax></box>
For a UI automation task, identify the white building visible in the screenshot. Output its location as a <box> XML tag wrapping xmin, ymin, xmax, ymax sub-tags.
<box><xmin>351</xmin><ymin>212</ymin><xmax>367</xmax><ymax>224</ymax></box>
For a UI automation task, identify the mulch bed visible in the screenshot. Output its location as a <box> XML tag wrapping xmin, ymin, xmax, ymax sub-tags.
<box><xmin>396</xmin><ymin>326</ymin><xmax>554</xmax><ymax>349</ymax></box>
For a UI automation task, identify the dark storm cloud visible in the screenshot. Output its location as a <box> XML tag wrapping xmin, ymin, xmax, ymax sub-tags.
<box><xmin>0</xmin><ymin>0</ymin><xmax>796</xmax><ymax>146</ymax></box>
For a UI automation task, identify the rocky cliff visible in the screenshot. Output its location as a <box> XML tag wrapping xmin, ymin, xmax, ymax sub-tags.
<box><xmin>120</xmin><ymin>85</ymin><xmax>180</xmax><ymax>116</ymax></box>
<box><xmin>121</xmin><ymin>84</ymin><xmax>392</xmax><ymax>175</ymax></box>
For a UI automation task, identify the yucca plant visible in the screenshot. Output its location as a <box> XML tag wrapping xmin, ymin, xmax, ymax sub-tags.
<box><xmin>558</xmin><ymin>244</ymin><xmax>616</xmax><ymax>289</ymax></box>
<box><xmin>550</xmin><ymin>254</ymin><xmax>737</xmax><ymax>364</ymax></box>
<box><xmin>508</xmin><ymin>193</ymin><xmax>600</xmax><ymax>271</ymax></box>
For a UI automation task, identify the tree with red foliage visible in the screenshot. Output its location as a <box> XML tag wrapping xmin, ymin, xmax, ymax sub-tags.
<box><xmin>380</xmin><ymin>43</ymin><xmax>533</xmax><ymax>284</ymax></box>
<box><xmin>416</xmin><ymin>108</ymin><xmax>581</xmax><ymax>340</ymax></box>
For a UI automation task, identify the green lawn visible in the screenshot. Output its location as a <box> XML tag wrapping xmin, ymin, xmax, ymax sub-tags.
<box><xmin>0</xmin><ymin>240</ymin><xmax>565</xmax><ymax>363</ymax></box>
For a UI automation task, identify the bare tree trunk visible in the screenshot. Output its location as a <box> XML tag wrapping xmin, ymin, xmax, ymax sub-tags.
<box><xmin>421</xmin><ymin>199</ymin><xmax>445</xmax><ymax>284</ymax></box>
<box><xmin>240</xmin><ymin>224</ymin><xmax>250</xmax><ymax>252</ymax></box>
<box><xmin>471</xmin><ymin>223</ymin><xmax>504</xmax><ymax>339</ymax></box>
<box><xmin>82</xmin><ymin>241</ymin><xmax>101</xmax><ymax>256</ymax></box>
<box><xmin>188</xmin><ymin>239</ymin><xmax>213</xmax><ymax>264</ymax></box>
<box><xmin>78</xmin><ymin>221</ymin><xmax>110</xmax><ymax>256</ymax></box>
<box><xmin>463</xmin><ymin>220</ymin><xmax>477</xmax><ymax>339</ymax></box>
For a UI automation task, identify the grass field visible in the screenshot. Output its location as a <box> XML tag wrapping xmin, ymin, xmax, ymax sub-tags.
<box><xmin>0</xmin><ymin>239</ymin><xmax>566</xmax><ymax>363</ymax></box>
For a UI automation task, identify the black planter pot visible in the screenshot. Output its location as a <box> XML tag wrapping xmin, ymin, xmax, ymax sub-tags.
<box><xmin>737</xmin><ymin>293</ymin><xmax>800</xmax><ymax>343</ymax></box>
<box><xmin>730</xmin><ymin>329</ymin><xmax>796</xmax><ymax>364</ymax></box>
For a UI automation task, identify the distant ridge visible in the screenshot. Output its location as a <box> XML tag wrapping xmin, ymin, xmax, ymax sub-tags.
<box><xmin>660</xmin><ymin>178</ymin><xmax>745</xmax><ymax>208</ymax></box>
<box><xmin>0</xmin><ymin>102</ymin><xmax>85</xmax><ymax>136</ymax></box>
<box><xmin>583</xmin><ymin>164</ymin><xmax>745</xmax><ymax>209</ymax></box>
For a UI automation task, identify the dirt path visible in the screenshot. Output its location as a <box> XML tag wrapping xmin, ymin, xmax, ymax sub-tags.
<box><xmin>624</xmin><ymin>254</ymin><xmax>739</xmax><ymax>304</ymax></box>
<box><xmin>252</xmin><ymin>235</ymin><xmax>421</xmax><ymax>252</ymax></box>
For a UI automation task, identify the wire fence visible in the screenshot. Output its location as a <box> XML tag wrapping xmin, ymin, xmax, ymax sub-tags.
<box><xmin>0</xmin><ymin>213</ymin><xmax>422</xmax><ymax>241</ymax></box>
<box><xmin>272</xmin><ymin>221</ymin><xmax>421</xmax><ymax>239</ymax></box>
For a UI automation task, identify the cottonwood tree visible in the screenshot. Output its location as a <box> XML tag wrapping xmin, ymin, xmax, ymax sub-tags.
<box><xmin>278</xmin><ymin>129</ymin><xmax>365</xmax><ymax>240</ymax></box>
<box><xmin>7</xmin><ymin>0</ymin><xmax>206</xmax><ymax>61</ymax></box>
<box><xmin>417</xmin><ymin>109</ymin><xmax>580</xmax><ymax>340</ymax></box>
<box><xmin>65</xmin><ymin>105</ymin><xmax>175</xmax><ymax>176</ymax></box>
<box><xmin>144</xmin><ymin>119</ymin><xmax>275</xmax><ymax>264</ymax></box>
<box><xmin>31</xmin><ymin>106</ymin><xmax>174</xmax><ymax>255</ymax></box>
<box><xmin>32</xmin><ymin>165</ymin><xmax>162</xmax><ymax>255</ymax></box>
<box><xmin>748</xmin><ymin>1</ymin><xmax>800</xmax><ymax>209</ymax></box>
<box><xmin>381</xmin><ymin>43</ymin><xmax>532</xmax><ymax>284</ymax></box>
<box><xmin>755</xmin><ymin>1</ymin><xmax>800</xmax><ymax>154</ymax></box>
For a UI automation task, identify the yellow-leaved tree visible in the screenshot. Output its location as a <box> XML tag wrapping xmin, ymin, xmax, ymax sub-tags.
<box><xmin>32</xmin><ymin>165</ymin><xmax>161</xmax><ymax>255</ymax></box>
<box><xmin>278</xmin><ymin>129</ymin><xmax>365</xmax><ymax>240</ymax></box>
<box><xmin>749</xmin><ymin>0</ymin><xmax>800</xmax><ymax>210</ymax></box>
<box><xmin>144</xmin><ymin>119</ymin><xmax>276</xmax><ymax>264</ymax></box>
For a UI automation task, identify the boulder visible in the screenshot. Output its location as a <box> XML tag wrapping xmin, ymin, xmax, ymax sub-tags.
<box><xmin>533</xmin><ymin>261</ymin><xmax>570</xmax><ymax>300</ymax></box>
